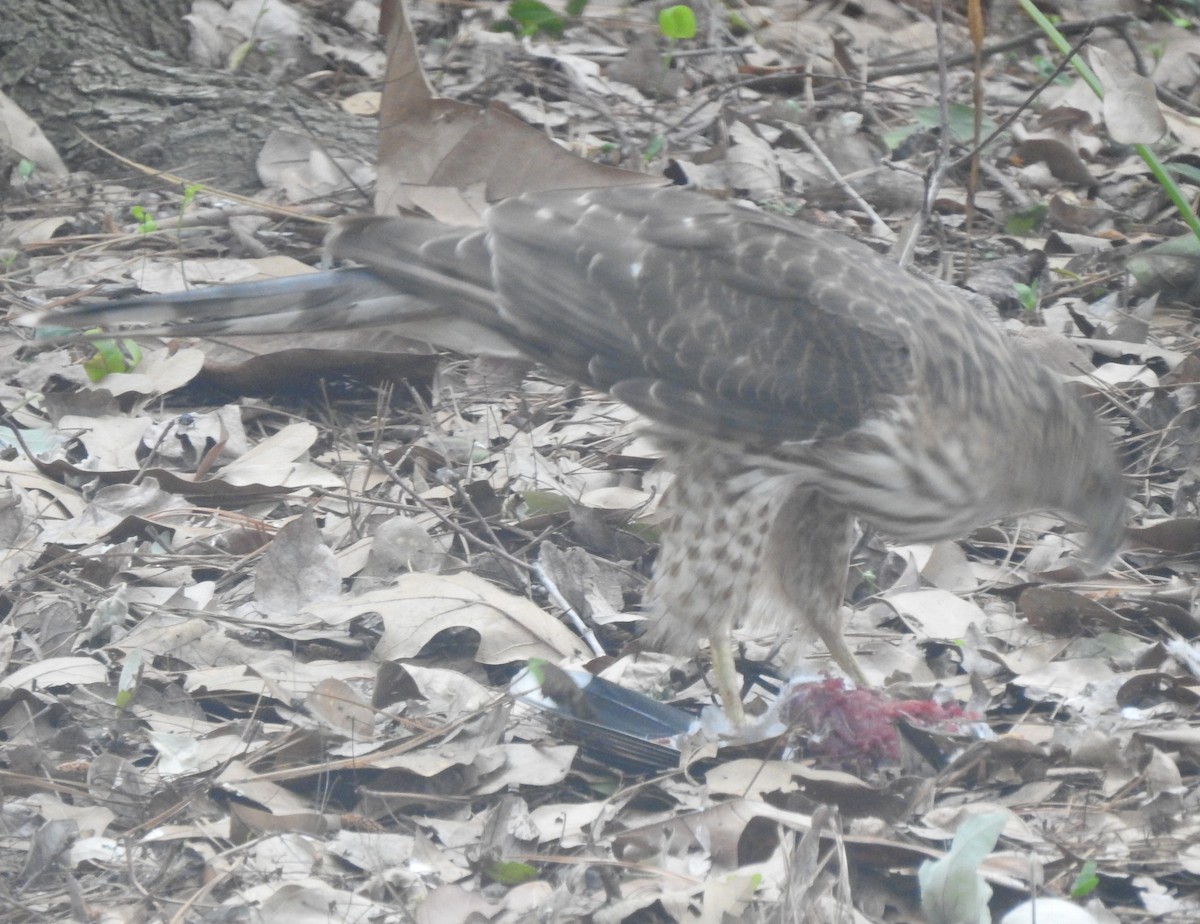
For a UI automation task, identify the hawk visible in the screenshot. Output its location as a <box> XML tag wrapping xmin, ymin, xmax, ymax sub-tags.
<box><xmin>31</xmin><ymin>187</ymin><xmax>1126</xmax><ymax>723</ymax></box>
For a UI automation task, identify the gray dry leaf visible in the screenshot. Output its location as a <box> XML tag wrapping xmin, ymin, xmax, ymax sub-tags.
<box><xmin>56</xmin><ymin>415</ymin><xmax>154</xmax><ymax>471</ymax></box>
<box><xmin>884</xmin><ymin>589</ymin><xmax>987</xmax><ymax>642</ymax></box>
<box><xmin>140</xmin><ymin>405</ymin><xmax>246</xmax><ymax>468</ymax></box>
<box><xmin>216</xmin><ymin>422</ymin><xmax>344</xmax><ymax>489</ymax></box>
<box><xmin>537</xmin><ymin>541</ymin><xmax>627</xmax><ymax>626</ymax></box>
<box><xmin>325</xmin><ymin>830</ymin><xmax>417</xmax><ymax>874</ymax></box>
<box><xmin>0</xmin><ymin>487</ymin><xmax>52</xmax><ymax>584</ymax></box>
<box><xmin>257</xmin><ymin>128</ymin><xmax>375</xmax><ymax>200</ymax></box>
<box><xmin>1009</xmin><ymin>657</ymin><xmax>1116</xmax><ymax>703</ymax></box>
<box><xmin>254</xmin><ymin>512</ymin><xmax>342</xmax><ymax>617</ymax></box>
<box><xmin>39</xmin><ymin>478</ymin><xmax>189</xmax><ymax>546</ymax></box>
<box><xmin>0</xmin><ymin>88</ymin><xmax>67</xmax><ymax>177</ymax></box>
<box><xmin>148</xmin><ymin>728</ymin><xmax>255</xmax><ymax>777</ymax></box>
<box><xmin>87</xmin><ymin>754</ymin><xmax>149</xmax><ymax>823</ymax></box>
<box><xmin>360</xmin><ymin>516</ymin><xmax>450</xmax><ymax>582</ymax></box>
<box><xmin>252</xmin><ymin>880</ymin><xmax>391</xmax><ymax>923</ymax></box>
<box><xmin>126</xmin><ymin>256</ymin><xmax>265</xmax><ymax>294</ymax></box>
<box><xmin>20</xmin><ymin>818</ymin><xmax>79</xmax><ymax>888</ymax></box>
<box><xmin>217</xmin><ymin>760</ymin><xmax>317</xmax><ymax>815</ymax></box>
<box><xmin>1088</xmin><ymin>46</ymin><xmax>1167</xmax><ymax>145</ymax></box>
<box><xmin>2</xmin><ymin>655</ymin><xmax>108</xmax><ymax>693</ymax></box>
<box><xmin>725</xmin><ymin>121</ymin><xmax>783</xmax><ymax>199</ymax></box>
<box><xmin>307</xmin><ymin>677</ymin><xmax>377</xmax><ymax>740</ymax></box>
<box><xmin>352</xmin><ymin>571</ymin><xmax>590</xmax><ymax>663</ymax></box>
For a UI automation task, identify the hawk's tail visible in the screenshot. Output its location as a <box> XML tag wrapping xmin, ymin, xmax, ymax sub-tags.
<box><xmin>18</xmin><ymin>220</ymin><xmax>525</xmax><ymax>360</ymax></box>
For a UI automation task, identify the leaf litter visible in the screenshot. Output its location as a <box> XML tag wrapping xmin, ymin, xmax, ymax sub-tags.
<box><xmin>4</xmin><ymin>1</ymin><xmax>1200</xmax><ymax>922</ymax></box>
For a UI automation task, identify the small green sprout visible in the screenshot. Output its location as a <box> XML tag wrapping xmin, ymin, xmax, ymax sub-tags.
<box><xmin>1071</xmin><ymin>860</ymin><xmax>1100</xmax><ymax>898</ymax></box>
<box><xmin>1013</xmin><ymin>281</ymin><xmax>1038</xmax><ymax>312</ymax></box>
<box><xmin>658</xmin><ymin>4</ymin><xmax>696</xmax><ymax>39</ymax></box>
<box><xmin>130</xmin><ymin>205</ymin><xmax>157</xmax><ymax>234</ymax></box>
<box><xmin>501</xmin><ymin>0</ymin><xmax>565</xmax><ymax>37</ymax></box>
<box><xmin>82</xmin><ymin>336</ymin><xmax>143</xmax><ymax>382</ymax></box>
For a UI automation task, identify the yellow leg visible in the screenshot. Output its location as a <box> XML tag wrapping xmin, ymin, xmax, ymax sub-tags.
<box><xmin>709</xmin><ymin>634</ymin><xmax>747</xmax><ymax>727</ymax></box>
<box><xmin>764</xmin><ymin>487</ymin><xmax>866</xmax><ymax>685</ymax></box>
<box><xmin>814</xmin><ymin>612</ymin><xmax>867</xmax><ymax>686</ymax></box>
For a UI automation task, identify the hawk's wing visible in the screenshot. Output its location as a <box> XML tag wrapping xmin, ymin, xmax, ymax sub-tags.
<box><xmin>332</xmin><ymin>187</ymin><xmax>923</xmax><ymax>445</ymax></box>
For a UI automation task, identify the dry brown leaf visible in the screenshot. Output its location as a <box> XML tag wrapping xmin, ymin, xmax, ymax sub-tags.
<box><xmin>348</xmin><ymin>572</ymin><xmax>591</xmax><ymax>663</ymax></box>
<box><xmin>373</xmin><ymin>0</ymin><xmax>654</xmax><ymax>216</ymax></box>
<box><xmin>1088</xmin><ymin>46</ymin><xmax>1167</xmax><ymax>145</ymax></box>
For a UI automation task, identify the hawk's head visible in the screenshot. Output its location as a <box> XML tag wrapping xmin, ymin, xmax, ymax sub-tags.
<box><xmin>1043</xmin><ymin>391</ymin><xmax>1126</xmax><ymax>568</ymax></box>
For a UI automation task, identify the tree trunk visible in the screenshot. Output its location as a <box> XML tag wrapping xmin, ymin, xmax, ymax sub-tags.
<box><xmin>2</xmin><ymin>0</ymin><xmax>376</xmax><ymax>192</ymax></box>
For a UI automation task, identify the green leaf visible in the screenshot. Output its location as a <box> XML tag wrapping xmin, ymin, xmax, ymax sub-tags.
<box><xmin>1166</xmin><ymin>161</ymin><xmax>1200</xmax><ymax>185</ymax></box>
<box><xmin>658</xmin><ymin>4</ymin><xmax>696</xmax><ymax>39</ymax></box>
<box><xmin>1156</xmin><ymin>6</ymin><xmax>1192</xmax><ymax>29</ymax></box>
<box><xmin>565</xmin><ymin>0</ymin><xmax>588</xmax><ymax>16</ymax></box>
<box><xmin>507</xmin><ymin>0</ymin><xmax>563</xmax><ymax>37</ymax></box>
<box><xmin>882</xmin><ymin>104</ymin><xmax>997</xmax><ymax>151</ymax></box>
<box><xmin>82</xmin><ymin>337</ymin><xmax>143</xmax><ymax>381</ymax></box>
<box><xmin>920</xmin><ymin>103</ymin><xmax>996</xmax><ymax>143</ymax></box>
<box><xmin>1005</xmin><ymin>202</ymin><xmax>1048</xmax><ymax>235</ymax></box>
<box><xmin>1012</xmin><ymin>281</ymin><xmax>1038</xmax><ymax>312</ymax></box>
<box><xmin>882</xmin><ymin>122</ymin><xmax>921</xmax><ymax>151</ymax></box>
<box><xmin>130</xmin><ymin>204</ymin><xmax>157</xmax><ymax>234</ymax></box>
<box><xmin>485</xmin><ymin>860</ymin><xmax>539</xmax><ymax>885</ymax></box>
<box><xmin>525</xmin><ymin>658</ymin><xmax>549</xmax><ymax>683</ymax></box>
<box><xmin>518</xmin><ymin>490</ymin><xmax>571</xmax><ymax>517</ymax></box>
<box><xmin>181</xmin><ymin>183</ymin><xmax>204</xmax><ymax>210</ymax></box>
<box><xmin>1071</xmin><ymin>860</ymin><xmax>1099</xmax><ymax>898</ymax></box>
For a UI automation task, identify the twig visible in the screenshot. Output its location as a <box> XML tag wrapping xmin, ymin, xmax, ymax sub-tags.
<box><xmin>865</xmin><ymin>13</ymin><xmax>1136</xmax><ymax>81</ymax></box>
<box><xmin>790</xmin><ymin>122</ymin><xmax>894</xmax><ymax>241</ymax></box>
<box><xmin>361</xmin><ymin>440</ymin><xmax>540</xmax><ymax>583</ymax></box>
<box><xmin>949</xmin><ymin>28</ymin><xmax>1094</xmax><ymax>175</ymax></box>
<box><xmin>532</xmin><ymin>560</ymin><xmax>607</xmax><ymax>657</ymax></box>
<box><xmin>896</xmin><ymin>0</ymin><xmax>953</xmax><ymax>268</ymax></box>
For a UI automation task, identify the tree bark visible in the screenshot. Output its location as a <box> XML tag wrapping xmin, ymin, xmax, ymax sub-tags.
<box><xmin>2</xmin><ymin>0</ymin><xmax>376</xmax><ymax>192</ymax></box>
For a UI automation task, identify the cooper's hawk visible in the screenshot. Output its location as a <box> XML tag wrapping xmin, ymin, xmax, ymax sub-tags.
<box><xmin>29</xmin><ymin>187</ymin><xmax>1126</xmax><ymax>723</ymax></box>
